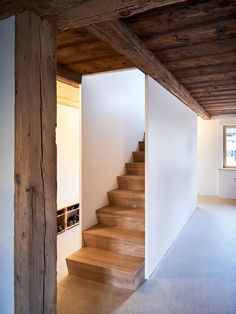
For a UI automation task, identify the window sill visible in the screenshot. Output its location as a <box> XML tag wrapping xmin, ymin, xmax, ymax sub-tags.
<box><xmin>218</xmin><ymin>168</ymin><xmax>236</xmax><ymax>171</ymax></box>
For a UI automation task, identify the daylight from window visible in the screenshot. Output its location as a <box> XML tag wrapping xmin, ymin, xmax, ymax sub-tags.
<box><xmin>225</xmin><ymin>127</ymin><xmax>236</xmax><ymax>167</ymax></box>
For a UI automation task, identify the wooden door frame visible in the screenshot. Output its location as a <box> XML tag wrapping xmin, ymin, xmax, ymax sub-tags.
<box><xmin>14</xmin><ymin>11</ymin><xmax>57</xmax><ymax>313</ymax></box>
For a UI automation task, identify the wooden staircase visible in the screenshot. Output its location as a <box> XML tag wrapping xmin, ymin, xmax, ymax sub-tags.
<box><xmin>67</xmin><ymin>139</ymin><xmax>145</xmax><ymax>290</ymax></box>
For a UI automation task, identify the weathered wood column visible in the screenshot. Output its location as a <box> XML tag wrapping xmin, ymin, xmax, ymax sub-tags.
<box><xmin>15</xmin><ymin>11</ymin><xmax>57</xmax><ymax>314</ymax></box>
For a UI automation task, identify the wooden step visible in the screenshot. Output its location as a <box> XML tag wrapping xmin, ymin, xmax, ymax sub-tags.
<box><xmin>96</xmin><ymin>206</ymin><xmax>144</xmax><ymax>230</ymax></box>
<box><xmin>133</xmin><ymin>151</ymin><xmax>145</xmax><ymax>162</ymax></box>
<box><xmin>66</xmin><ymin>247</ymin><xmax>145</xmax><ymax>290</ymax></box>
<box><xmin>126</xmin><ymin>162</ymin><xmax>145</xmax><ymax>175</ymax></box>
<box><xmin>139</xmin><ymin>141</ymin><xmax>145</xmax><ymax>151</ymax></box>
<box><xmin>117</xmin><ymin>175</ymin><xmax>144</xmax><ymax>191</ymax></box>
<box><xmin>83</xmin><ymin>225</ymin><xmax>144</xmax><ymax>258</ymax></box>
<box><xmin>108</xmin><ymin>189</ymin><xmax>144</xmax><ymax>208</ymax></box>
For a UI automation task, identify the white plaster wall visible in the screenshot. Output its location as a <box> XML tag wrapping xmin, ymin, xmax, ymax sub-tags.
<box><xmin>81</xmin><ymin>69</ymin><xmax>145</xmax><ymax>230</ymax></box>
<box><xmin>0</xmin><ymin>17</ymin><xmax>15</xmax><ymax>314</ymax></box>
<box><xmin>197</xmin><ymin>115</ymin><xmax>236</xmax><ymax>198</ymax></box>
<box><xmin>197</xmin><ymin>117</ymin><xmax>221</xmax><ymax>196</ymax></box>
<box><xmin>57</xmin><ymin>104</ymin><xmax>80</xmax><ymax>208</ymax></box>
<box><xmin>145</xmin><ymin>76</ymin><xmax>197</xmax><ymax>278</ymax></box>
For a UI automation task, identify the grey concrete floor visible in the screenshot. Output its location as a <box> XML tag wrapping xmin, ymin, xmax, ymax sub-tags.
<box><xmin>57</xmin><ymin>196</ymin><xmax>236</xmax><ymax>314</ymax></box>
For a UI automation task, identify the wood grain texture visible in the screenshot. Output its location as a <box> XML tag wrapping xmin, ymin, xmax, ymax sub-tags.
<box><xmin>57</xmin><ymin>64</ymin><xmax>81</xmax><ymax>86</ymax></box>
<box><xmin>155</xmin><ymin>38</ymin><xmax>236</xmax><ymax>63</ymax></box>
<box><xmin>133</xmin><ymin>151</ymin><xmax>145</xmax><ymax>162</ymax></box>
<box><xmin>15</xmin><ymin>11</ymin><xmax>57</xmax><ymax>314</ymax></box>
<box><xmin>127</xmin><ymin>0</ymin><xmax>236</xmax><ymax>38</ymax></box>
<box><xmin>0</xmin><ymin>0</ymin><xmax>186</xmax><ymax>29</ymax></box>
<box><xmin>67</xmin><ymin>138</ymin><xmax>145</xmax><ymax>289</ymax></box>
<box><xmin>143</xmin><ymin>18</ymin><xmax>236</xmax><ymax>51</ymax></box>
<box><xmin>108</xmin><ymin>189</ymin><xmax>145</xmax><ymax>208</ymax></box>
<box><xmin>67</xmin><ymin>247</ymin><xmax>144</xmax><ymax>290</ymax></box>
<box><xmin>139</xmin><ymin>141</ymin><xmax>145</xmax><ymax>151</ymax></box>
<box><xmin>83</xmin><ymin>225</ymin><xmax>145</xmax><ymax>258</ymax></box>
<box><xmin>126</xmin><ymin>162</ymin><xmax>145</xmax><ymax>175</ymax></box>
<box><xmin>117</xmin><ymin>175</ymin><xmax>145</xmax><ymax>191</ymax></box>
<box><xmin>97</xmin><ymin>206</ymin><xmax>145</xmax><ymax>230</ymax></box>
<box><xmin>87</xmin><ymin>20</ymin><xmax>209</xmax><ymax>119</ymax></box>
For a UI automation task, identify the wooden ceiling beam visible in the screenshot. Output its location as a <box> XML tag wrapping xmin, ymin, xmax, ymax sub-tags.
<box><xmin>0</xmin><ymin>0</ymin><xmax>186</xmax><ymax>29</ymax></box>
<box><xmin>57</xmin><ymin>64</ymin><xmax>81</xmax><ymax>87</ymax></box>
<box><xmin>87</xmin><ymin>19</ymin><xmax>210</xmax><ymax>119</ymax></box>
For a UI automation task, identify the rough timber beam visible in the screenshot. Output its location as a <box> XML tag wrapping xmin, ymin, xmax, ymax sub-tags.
<box><xmin>0</xmin><ymin>0</ymin><xmax>186</xmax><ymax>30</ymax></box>
<box><xmin>87</xmin><ymin>20</ymin><xmax>210</xmax><ymax>119</ymax></box>
<box><xmin>57</xmin><ymin>64</ymin><xmax>81</xmax><ymax>87</ymax></box>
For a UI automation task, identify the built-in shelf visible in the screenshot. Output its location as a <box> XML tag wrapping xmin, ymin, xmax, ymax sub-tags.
<box><xmin>57</xmin><ymin>203</ymin><xmax>80</xmax><ymax>235</ymax></box>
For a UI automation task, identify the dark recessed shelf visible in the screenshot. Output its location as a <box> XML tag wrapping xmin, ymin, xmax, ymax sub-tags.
<box><xmin>57</xmin><ymin>203</ymin><xmax>80</xmax><ymax>235</ymax></box>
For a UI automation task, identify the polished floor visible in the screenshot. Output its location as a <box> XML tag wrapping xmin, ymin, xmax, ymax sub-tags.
<box><xmin>57</xmin><ymin>196</ymin><xmax>236</xmax><ymax>314</ymax></box>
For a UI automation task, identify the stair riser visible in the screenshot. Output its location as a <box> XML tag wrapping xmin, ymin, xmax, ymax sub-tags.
<box><xmin>83</xmin><ymin>233</ymin><xmax>144</xmax><ymax>258</ymax></box>
<box><xmin>139</xmin><ymin>141</ymin><xmax>145</xmax><ymax>151</ymax></box>
<box><xmin>133</xmin><ymin>151</ymin><xmax>145</xmax><ymax>162</ymax></box>
<box><xmin>97</xmin><ymin>213</ymin><xmax>145</xmax><ymax>231</ymax></box>
<box><xmin>108</xmin><ymin>191</ymin><xmax>144</xmax><ymax>208</ymax></box>
<box><xmin>126</xmin><ymin>163</ymin><xmax>145</xmax><ymax>175</ymax></box>
<box><xmin>117</xmin><ymin>176</ymin><xmax>145</xmax><ymax>191</ymax></box>
<box><xmin>67</xmin><ymin>259</ymin><xmax>145</xmax><ymax>290</ymax></box>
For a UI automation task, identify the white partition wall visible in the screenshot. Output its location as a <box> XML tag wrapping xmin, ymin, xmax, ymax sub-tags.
<box><xmin>0</xmin><ymin>17</ymin><xmax>15</xmax><ymax>313</ymax></box>
<box><xmin>145</xmin><ymin>76</ymin><xmax>197</xmax><ymax>278</ymax></box>
<box><xmin>81</xmin><ymin>69</ymin><xmax>145</xmax><ymax>230</ymax></box>
<box><xmin>57</xmin><ymin>104</ymin><xmax>80</xmax><ymax>208</ymax></box>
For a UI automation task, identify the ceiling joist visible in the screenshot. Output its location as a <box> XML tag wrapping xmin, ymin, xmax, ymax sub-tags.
<box><xmin>87</xmin><ymin>19</ymin><xmax>210</xmax><ymax>119</ymax></box>
<box><xmin>0</xmin><ymin>0</ymin><xmax>186</xmax><ymax>30</ymax></box>
<box><xmin>57</xmin><ymin>64</ymin><xmax>81</xmax><ymax>87</ymax></box>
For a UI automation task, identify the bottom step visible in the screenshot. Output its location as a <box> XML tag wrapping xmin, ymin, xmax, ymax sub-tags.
<box><xmin>66</xmin><ymin>247</ymin><xmax>145</xmax><ymax>290</ymax></box>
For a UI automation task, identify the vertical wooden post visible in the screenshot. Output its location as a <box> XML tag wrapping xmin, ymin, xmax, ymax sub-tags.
<box><xmin>15</xmin><ymin>11</ymin><xmax>57</xmax><ymax>314</ymax></box>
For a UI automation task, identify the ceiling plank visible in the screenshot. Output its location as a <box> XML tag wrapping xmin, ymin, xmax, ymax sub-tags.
<box><xmin>144</xmin><ymin>18</ymin><xmax>236</xmax><ymax>51</ymax></box>
<box><xmin>87</xmin><ymin>19</ymin><xmax>210</xmax><ymax>119</ymax></box>
<box><xmin>155</xmin><ymin>38</ymin><xmax>236</xmax><ymax>63</ymax></box>
<box><xmin>166</xmin><ymin>51</ymin><xmax>236</xmax><ymax>71</ymax></box>
<box><xmin>127</xmin><ymin>0</ymin><xmax>236</xmax><ymax>38</ymax></box>
<box><xmin>175</xmin><ymin>64</ymin><xmax>236</xmax><ymax>79</ymax></box>
<box><xmin>0</xmin><ymin>0</ymin><xmax>186</xmax><ymax>29</ymax></box>
<box><xmin>67</xmin><ymin>56</ymin><xmax>132</xmax><ymax>75</ymax></box>
<box><xmin>180</xmin><ymin>71</ymin><xmax>236</xmax><ymax>85</ymax></box>
<box><xmin>57</xmin><ymin>64</ymin><xmax>81</xmax><ymax>87</ymax></box>
<box><xmin>189</xmin><ymin>84</ymin><xmax>236</xmax><ymax>94</ymax></box>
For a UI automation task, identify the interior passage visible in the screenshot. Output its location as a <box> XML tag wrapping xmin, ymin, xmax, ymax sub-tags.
<box><xmin>58</xmin><ymin>197</ymin><xmax>236</xmax><ymax>314</ymax></box>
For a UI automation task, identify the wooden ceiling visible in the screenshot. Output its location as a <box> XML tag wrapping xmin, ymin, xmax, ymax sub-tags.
<box><xmin>1</xmin><ymin>0</ymin><xmax>236</xmax><ymax>118</ymax></box>
<box><xmin>57</xmin><ymin>0</ymin><xmax>236</xmax><ymax>117</ymax></box>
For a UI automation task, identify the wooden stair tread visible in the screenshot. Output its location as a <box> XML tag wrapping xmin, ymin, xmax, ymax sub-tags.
<box><xmin>118</xmin><ymin>175</ymin><xmax>144</xmax><ymax>179</ymax></box>
<box><xmin>84</xmin><ymin>225</ymin><xmax>144</xmax><ymax>243</ymax></box>
<box><xmin>126</xmin><ymin>162</ymin><xmax>145</xmax><ymax>175</ymax></box>
<box><xmin>133</xmin><ymin>151</ymin><xmax>145</xmax><ymax>162</ymax></box>
<box><xmin>108</xmin><ymin>188</ymin><xmax>144</xmax><ymax>195</ymax></box>
<box><xmin>67</xmin><ymin>247</ymin><xmax>144</xmax><ymax>274</ymax></box>
<box><xmin>97</xmin><ymin>206</ymin><xmax>144</xmax><ymax>217</ymax></box>
<box><xmin>117</xmin><ymin>175</ymin><xmax>145</xmax><ymax>191</ymax></box>
<box><xmin>126</xmin><ymin>162</ymin><xmax>144</xmax><ymax>165</ymax></box>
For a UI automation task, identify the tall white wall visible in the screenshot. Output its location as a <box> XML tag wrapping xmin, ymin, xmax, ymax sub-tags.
<box><xmin>197</xmin><ymin>118</ymin><xmax>221</xmax><ymax>196</ymax></box>
<box><xmin>82</xmin><ymin>69</ymin><xmax>145</xmax><ymax>230</ymax></box>
<box><xmin>57</xmin><ymin>104</ymin><xmax>80</xmax><ymax>208</ymax></box>
<box><xmin>0</xmin><ymin>17</ymin><xmax>15</xmax><ymax>314</ymax></box>
<box><xmin>145</xmin><ymin>76</ymin><xmax>197</xmax><ymax>278</ymax></box>
<box><xmin>197</xmin><ymin>115</ymin><xmax>236</xmax><ymax>198</ymax></box>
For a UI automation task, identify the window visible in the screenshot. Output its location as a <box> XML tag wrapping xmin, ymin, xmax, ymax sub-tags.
<box><xmin>223</xmin><ymin>126</ymin><xmax>236</xmax><ymax>168</ymax></box>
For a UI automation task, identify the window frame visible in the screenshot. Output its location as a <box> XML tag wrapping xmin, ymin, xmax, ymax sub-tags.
<box><xmin>223</xmin><ymin>125</ymin><xmax>236</xmax><ymax>168</ymax></box>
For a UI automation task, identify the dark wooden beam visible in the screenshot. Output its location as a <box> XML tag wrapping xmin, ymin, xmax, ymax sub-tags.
<box><xmin>15</xmin><ymin>11</ymin><xmax>57</xmax><ymax>313</ymax></box>
<box><xmin>87</xmin><ymin>19</ymin><xmax>210</xmax><ymax>119</ymax></box>
<box><xmin>57</xmin><ymin>64</ymin><xmax>81</xmax><ymax>87</ymax></box>
<box><xmin>0</xmin><ymin>0</ymin><xmax>186</xmax><ymax>29</ymax></box>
